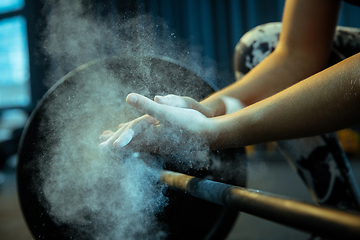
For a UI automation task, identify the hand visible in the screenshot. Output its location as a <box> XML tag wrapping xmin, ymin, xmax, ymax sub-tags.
<box><xmin>99</xmin><ymin>93</ymin><xmax>213</xmax><ymax>154</ymax></box>
<box><xmin>99</xmin><ymin>94</ymin><xmax>208</xmax><ymax>145</ymax></box>
<box><xmin>155</xmin><ymin>94</ymin><xmax>245</xmax><ymax>116</ymax></box>
<box><xmin>154</xmin><ymin>94</ymin><xmax>216</xmax><ymax>117</ymax></box>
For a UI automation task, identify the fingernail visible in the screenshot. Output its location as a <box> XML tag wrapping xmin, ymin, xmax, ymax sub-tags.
<box><xmin>99</xmin><ymin>133</ymin><xmax>113</xmax><ymax>142</ymax></box>
<box><xmin>155</xmin><ymin>96</ymin><xmax>164</xmax><ymax>103</ymax></box>
<box><xmin>116</xmin><ymin>129</ymin><xmax>134</xmax><ymax>147</ymax></box>
<box><xmin>127</xmin><ymin>94</ymin><xmax>138</xmax><ymax>104</ymax></box>
<box><xmin>99</xmin><ymin>141</ymin><xmax>111</xmax><ymax>152</ymax></box>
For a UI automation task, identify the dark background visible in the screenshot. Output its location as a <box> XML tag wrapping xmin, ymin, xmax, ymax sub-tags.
<box><xmin>22</xmin><ymin>0</ymin><xmax>360</xmax><ymax>108</ymax></box>
<box><xmin>0</xmin><ymin>0</ymin><xmax>360</xmax><ymax>180</ymax></box>
<box><xmin>1</xmin><ymin>0</ymin><xmax>360</xmax><ymax>194</ymax></box>
<box><xmin>1</xmin><ymin>1</ymin><xmax>360</xmax><ymax>240</ymax></box>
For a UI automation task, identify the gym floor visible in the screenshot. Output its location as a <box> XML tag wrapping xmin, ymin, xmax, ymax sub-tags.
<box><xmin>1</xmin><ymin>153</ymin><xmax>359</xmax><ymax>240</ymax></box>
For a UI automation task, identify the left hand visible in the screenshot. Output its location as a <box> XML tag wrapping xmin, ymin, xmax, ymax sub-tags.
<box><xmin>99</xmin><ymin>93</ymin><xmax>213</xmax><ymax>154</ymax></box>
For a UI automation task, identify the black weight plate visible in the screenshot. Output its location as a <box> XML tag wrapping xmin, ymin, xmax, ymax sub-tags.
<box><xmin>17</xmin><ymin>56</ymin><xmax>246</xmax><ymax>240</ymax></box>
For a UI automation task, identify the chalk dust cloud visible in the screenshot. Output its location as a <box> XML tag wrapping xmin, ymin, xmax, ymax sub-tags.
<box><xmin>35</xmin><ymin>0</ymin><xmax>216</xmax><ymax>239</ymax></box>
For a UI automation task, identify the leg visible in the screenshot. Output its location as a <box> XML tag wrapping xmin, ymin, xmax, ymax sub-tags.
<box><xmin>277</xmin><ymin>135</ymin><xmax>360</xmax><ymax>211</ymax></box>
<box><xmin>233</xmin><ymin>22</ymin><xmax>281</xmax><ymax>80</ymax></box>
<box><xmin>233</xmin><ymin>23</ymin><xmax>360</xmax><ymax>211</ymax></box>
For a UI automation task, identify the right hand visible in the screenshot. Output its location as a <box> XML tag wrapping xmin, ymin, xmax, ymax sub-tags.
<box><xmin>154</xmin><ymin>94</ymin><xmax>216</xmax><ymax>117</ymax></box>
<box><xmin>99</xmin><ymin>93</ymin><xmax>215</xmax><ymax>154</ymax></box>
<box><xmin>99</xmin><ymin>94</ymin><xmax>211</xmax><ymax>145</ymax></box>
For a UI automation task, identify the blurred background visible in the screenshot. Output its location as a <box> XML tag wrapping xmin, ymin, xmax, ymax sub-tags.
<box><xmin>1</xmin><ymin>0</ymin><xmax>360</xmax><ymax>239</ymax></box>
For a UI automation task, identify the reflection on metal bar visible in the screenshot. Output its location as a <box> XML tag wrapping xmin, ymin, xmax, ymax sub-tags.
<box><xmin>159</xmin><ymin>170</ymin><xmax>360</xmax><ymax>240</ymax></box>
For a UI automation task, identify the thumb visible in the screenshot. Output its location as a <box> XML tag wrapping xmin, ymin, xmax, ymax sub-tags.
<box><xmin>154</xmin><ymin>94</ymin><xmax>188</xmax><ymax>108</ymax></box>
<box><xmin>126</xmin><ymin>93</ymin><xmax>173</xmax><ymax>123</ymax></box>
<box><xmin>154</xmin><ymin>94</ymin><xmax>214</xmax><ymax>117</ymax></box>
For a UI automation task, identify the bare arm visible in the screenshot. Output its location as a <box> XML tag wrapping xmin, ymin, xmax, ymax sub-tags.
<box><xmin>201</xmin><ymin>0</ymin><xmax>341</xmax><ymax>116</ymax></box>
<box><xmin>101</xmin><ymin>55</ymin><xmax>360</xmax><ymax>153</ymax></box>
<box><xmin>209</xmin><ymin>53</ymin><xmax>360</xmax><ymax>150</ymax></box>
<box><xmin>101</xmin><ymin>0</ymin><xmax>349</xmax><ymax>153</ymax></box>
<box><xmin>105</xmin><ymin>57</ymin><xmax>360</xmax><ymax>153</ymax></box>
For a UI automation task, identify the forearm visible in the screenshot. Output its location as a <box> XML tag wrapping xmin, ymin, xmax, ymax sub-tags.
<box><xmin>208</xmin><ymin>53</ymin><xmax>360</xmax><ymax>150</ymax></box>
<box><xmin>201</xmin><ymin>46</ymin><xmax>328</xmax><ymax>116</ymax></box>
<box><xmin>201</xmin><ymin>0</ymin><xmax>339</xmax><ymax>117</ymax></box>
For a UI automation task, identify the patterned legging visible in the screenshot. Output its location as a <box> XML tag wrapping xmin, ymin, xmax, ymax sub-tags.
<box><xmin>233</xmin><ymin>22</ymin><xmax>360</xmax><ymax>211</ymax></box>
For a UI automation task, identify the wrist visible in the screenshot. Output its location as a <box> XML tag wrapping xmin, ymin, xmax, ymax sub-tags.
<box><xmin>200</xmin><ymin>117</ymin><xmax>220</xmax><ymax>151</ymax></box>
<box><xmin>201</xmin><ymin>116</ymin><xmax>241</xmax><ymax>151</ymax></box>
<box><xmin>220</xmin><ymin>96</ymin><xmax>245</xmax><ymax>114</ymax></box>
<box><xmin>202</xmin><ymin>109</ymin><xmax>256</xmax><ymax>151</ymax></box>
<box><xmin>200</xmin><ymin>98</ymin><xmax>226</xmax><ymax>117</ymax></box>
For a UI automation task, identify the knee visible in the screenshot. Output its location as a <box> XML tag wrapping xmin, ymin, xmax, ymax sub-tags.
<box><xmin>233</xmin><ymin>22</ymin><xmax>282</xmax><ymax>79</ymax></box>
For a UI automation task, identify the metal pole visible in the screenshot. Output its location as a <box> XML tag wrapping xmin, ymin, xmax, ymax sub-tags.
<box><xmin>159</xmin><ymin>170</ymin><xmax>360</xmax><ymax>240</ymax></box>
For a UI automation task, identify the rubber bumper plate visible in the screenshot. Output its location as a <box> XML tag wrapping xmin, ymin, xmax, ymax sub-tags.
<box><xmin>17</xmin><ymin>56</ymin><xmax>246</xmax><ymax>240</ymax></box>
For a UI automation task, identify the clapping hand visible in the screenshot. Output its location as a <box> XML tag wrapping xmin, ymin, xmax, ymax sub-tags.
<box><xmin>99</xmin><ymin>93</ymin><xmax>213</xmax><ymax>154</ymax></box>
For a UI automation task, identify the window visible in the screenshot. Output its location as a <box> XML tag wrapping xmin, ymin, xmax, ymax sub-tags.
<box><xmin>0</xmin><ymin>0</ymin><xmax>30</xmax><ymax>108</ymax></box>
<box><xmin>0</xmin><ymin>0</ymin><xmax>24</xmax><ymax>14</ymax></box>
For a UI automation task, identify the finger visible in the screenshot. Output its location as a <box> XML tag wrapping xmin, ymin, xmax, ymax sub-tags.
<box><xmin>126</xmin><ymin>93</ymin><xmax>174</xmax><ymax>123</ymax></box>
<box><xmin>99</xmin><ymin>123</ymin><xmax>130</xmax><ymax>150</ymax></box>
<box><xmin>154</xmin><ymin>95</ymin><xmax>213</xmax><ymax>117</ymax></box>
<box><xmin>182</xmin><ymin>96</ymin><xmax>215</xmax><ymax>117</ymax></box>
<box><xmin>119</xmin><ymin>124</ymin><xmax>163</xmax><ymax>154</ymax></box>
<box><xmin>113</xmin><ymin>115</ymin><xmax>157</xmax><ymax>148</ymax></box>
<box><xmin>154</xmin><ymin>94</ymin><xmax>188</xmax><ymax>108</ymax></box>
<box><xmin>99</xmin><ymin>130</ymin><xmax>115</xmax><ymax>142</ymax></box>
<box><xmin>114</xmin><ymin>128</ymin><xmax>134</xmax><ymax>147</ymax></box>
